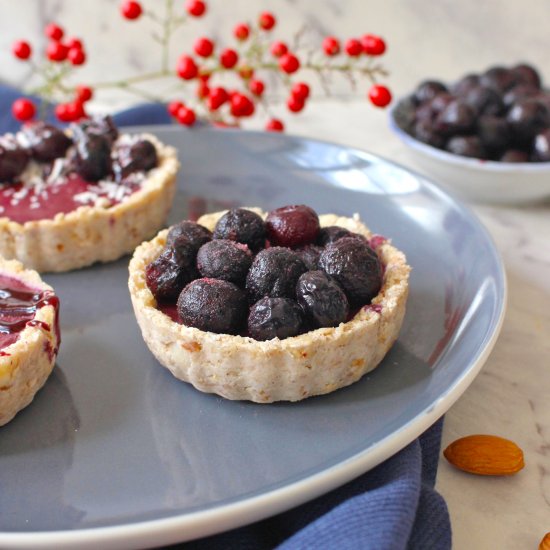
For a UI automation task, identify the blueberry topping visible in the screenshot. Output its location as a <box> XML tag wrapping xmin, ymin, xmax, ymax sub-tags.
<box><xmin>296</xmin><ymin>271</ymin><xmax>349</xmax><ymax>328</ymax></box>
<box><xmin>247</xmin><ymin>297</ymin><xmax>304</xmax><ymax>341</ymax></box>
<box><xmin>115</xmin><ymin>139</ymin><xmax>157</xmax><ymax>179</ymax></box>
<box><xmin>319</xmin><ymin>237</ymin><xmax>382</xmax><ymax>307</ymax></box>
<box><xmin>295</xmin><ymin>244</ymin><xmax>323</xmax><ymax>270</ymax></box>
<box><xmin>197</xmin><ymin>239</ymin><xmax>252</xmax><ymax>285</ymax></box>
<box><xmin>246</xmin><ymin>247</ymin><xmax>307</xmax><ymax>302</ymax></box>
<box><xmin>177</xmin><ymin>278</ymin><xmax>247</xmax><ymax>334</ymax></box>
<box><xmin>213</xmin><ymin>208</ymin><xmax>266</xmax><ymax>252</ymax></box>
<box><xmin>265</xmin><ymin>204</ymin><xmax>320</xmax><ymax>248</ymax></box>
<box><xmin>166</xmin><ymin>220</ymin><xmax>212</xmax><ymax>252</ymax></box>
<box><xmin>0</xmin><ymin>137</ymin><xmax>29</xmax><ymax>183</ymax></box>
<box><xmin>71</xmin><ymin>127</ymin><xmax>112</xmax><ymax>182</ymax></box>
<box><xmin>21</xmin><ymin>121</ymin><xmax>72</xmax><ymax>162</ymax></box>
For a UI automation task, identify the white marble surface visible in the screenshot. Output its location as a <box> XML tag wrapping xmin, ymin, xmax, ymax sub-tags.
<box><xmin>2</xmin><ymin>2</ymin><xmax>550</xmax><ymax>548</ymax></box>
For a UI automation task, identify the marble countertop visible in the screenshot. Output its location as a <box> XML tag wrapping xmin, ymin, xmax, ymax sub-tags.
<box><xmin>281</xmin><ymin>99</ymin><xmax>550</xmax><ymax>550</ymax></box>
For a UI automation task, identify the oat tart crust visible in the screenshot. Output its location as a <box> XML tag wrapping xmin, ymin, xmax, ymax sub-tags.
<box><xmin>129</xmin><ymin>209</ymin><xmax>411</xmax><ymax>403</ymax></box>
<box><xmin>0</xmin><ymin>134</ymin><xmax>179</xmax><ymax>273</ymax></box>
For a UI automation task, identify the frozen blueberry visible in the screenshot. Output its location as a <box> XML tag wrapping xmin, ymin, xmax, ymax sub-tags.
<box><xmin>295</xmin><ymin>244</ymin><xmax>323</xmax><ymax>270</ymax></box>
<box><xmin>246</xmin><ymin>247</ymin><xmax>307</xmax><ymax>302</ymax></box>
<box><xmin>0</xmin><ymin>137</ymin><xmax>29</xmax><ymax>183</ymax></box>
<box><xmin>296</xmin><ymin>271</ymin><xmax>349</xmax><ymax>328</ymax></box>
<box><xmin>265</xmin><ymin>204</ymin><xmax>320</xmax><ymax>248</ymax></box>
<box><xmin>247</xmin><ymin>297</ymin><xmax>304</xmax><ymax>341</ymax></box>
<box><xmin>197</xmin><ymin>239</ymin><xmax>252</xmax><ymax>285</ymax></box>
<box><xmin>21</xmin><ymin>121</ymin><xmax>72</xmax><ymax>162</ymax></box>
<box><xmin>115</xmin><ymin>139</ymin><xmax>157</xmax><ymax>179</ymax></box>
<box><xmin>319</xmin><ymin>237</ymin><xmax>382</xmax><ymax>307</ymax></box>
<box><xmin>166</xmin><ymin>220</ymin><xmax>212</xmax><ymax>252</ymax></box>
<box><xmin>71</xmin><ymin>127</ymin><xmax>112</xmax><ymax>181</ymax></box>
<box><xmin>213</xmin><ymin>208</ymin><xmax>266</xmax><ymax>252</ymax></box>
<box><xmin>177</xmin><ymin>278</ymin><xmax>247</xmax><ymax>334</ymax></box>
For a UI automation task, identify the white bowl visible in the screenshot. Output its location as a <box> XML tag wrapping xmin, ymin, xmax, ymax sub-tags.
<box><xmin>389</xmin><ymin>101</ymin><xmax>550</xmax><ymax>204</ymax></box>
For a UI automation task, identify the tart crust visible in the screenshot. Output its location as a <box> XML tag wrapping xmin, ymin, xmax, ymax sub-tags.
<box><xmin>0</xmin><ymin>257</ymin><xmax>60</xmax><ymax>426</ymax></box>
<box><xmin>129</xmin><ymin>209</ymin><xmax>411</xmax><ymax>403</ymax></box>
<box><xmin>0</xmin><ymin>133</ymin><xmax>179</xmax><ymax>273</ymax></box>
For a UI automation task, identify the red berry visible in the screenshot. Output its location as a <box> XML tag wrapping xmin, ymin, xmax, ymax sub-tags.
<box><xmin>270</xmin><ymin>41</ymin><xmax>288</xmax><ymax>58</ymax></box>
<box><xmin>76</xmin><ymin>85</ymin><xmax>93</xmax><ymax>102</ymax></box>
<box><xmin>66</xmin><ymin>37</ymin><xmax>83</xmax><ymax>50</ymax></box>
<box><xmin>259</xmin><ymin>12</ymin><xmax>276</xmax><ymax>30</ymax></box>
<box><xmin>345</xmin><ymin>38</ymin><xmax>362</xmax><ymax>57</ymax></box>
<box><xmin>45</xmin><ymin>23</ymin><xmax>64</xmax><ymax>41</ymax></box>
<box><xmin>219</xmin><ymin>48</ymin><xmax>238</xmax><ymax>69</ymax></box>
<box><xmin>207</xmin><ymin>87</ymin><xmax>228</xmax><ymax>110</ymax></box>
<box><xmin>279</xmin><ymin>53</ymin><xmax>300</xmax><ymax>74</ymax></box>
<box><xmin>265</xmin><ymin>118</ymin><xmax>284</xmax><ymax>132</ymax></box>
<box><xmin>120</xmin><ymin>1</ymin><xmax>142</xmax><ymax>20</ymax></box>
<box><xmin>176</xmin><ymin>55</ymin><xmax>198</xmax><ymax>79</ymax></box>
<box><xmin>234</xmin><ymin>23</ymin><xmax>250</xmax><ymax>41</ymax></box>
<box><xmin>291</xmin><ymin>82</ymin><xmax>310</xmax><ymax>100</ymax></box>
<box><xmin>194</xmin><ymin>37</ymin><xmax>214</xmax><ymax>58</ymax></box>
<box><xmin>68</xmin><ymin>101</ymin><xmax>86</xmax><ymax>121</ymax></box>
<box><xmin>55</xmin><ymin>103</ymin><xmax>73</xmax><ymax>122</ymax></box>
<box><xmin>168</xmin><ymin>100</ymin><xmax>184</xmax><ymax>117</ymax></box>
<box><xmin>230</xmin><ymin>93</ymin><xmax>254</xmax><ymax>117</ymax></box>
<box><xmin>185</xmin><ymin>0</ymin><xmax>206</xmax><ymax>17</ymax></box>
<box><xmin>362</xmin><ymin>34</ymin><xmax>386</xmax><ymax>56</ymax></box>
<box><xmin>46</xmin><ymin>41</ymin><xmax>68</xmax><ymax>62</ymax></box>
<box><xmin>68</xmin><ymin>47</ymin><xmax>86</xmax><ymax>65</ymax></box>
<box><xmin>287</xmin><ymin>95</ymin><xmax>305</xmax><ymax>113</ymax></box>
<box><xmin>249</xmin><ymin>79</ymin><xmax>265</xmax><ymax>96</ymax></box>
<box><xmin>12</xmin><ymin>98</ymin><xmax>36</xmax><ymax>122</ymax></box>
<box><xmin>176</xmin><ymin>106</ymin><xmax>196</xmax><ymax>126</ymax></box>
<box><xmin>12</xmin><ymin>40</ymin><xmax>32</xmax><ymax>60</ymax></box>
<box><xmin>196</xmin><ymin>80</ymin><xmax>210</xmax><ymax>99</ymax></box>
<box><xmin>322</xmin><ymin>36</ymin><xmax>340</xmax><ymax>56</ymax></box>
<box><xmin>368</xmin><ymin>84</ymin><xmax>392</xmax><ymax>107</ymax></box>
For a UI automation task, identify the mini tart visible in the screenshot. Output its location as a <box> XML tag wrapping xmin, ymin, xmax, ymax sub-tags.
<box><xmin>129</xmin><ymin>209</ymin><xmax>411</xmax><ymax>403</ymax></box>
<box><xmin>0</xmin><ymin>134</ymin><xmax>179</xmax><ymax>273</ymax></box>
<box><xmin>0</xmin><ymin>257</ymin><xmax>60</xmax><ymax>426</ymax></box>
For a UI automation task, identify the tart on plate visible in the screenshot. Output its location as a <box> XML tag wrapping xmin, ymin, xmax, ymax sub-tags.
<box><xmin>0</xmin><ymin>256</ymin><xmax>60</xmax><ymax>426</ymax></box>
<box><xmin>129</xmin><ymin>205</ymin><xmax>410</xmax><ymax>403</ymax></box>
<box><xmin>0</xmin><ymin>117</ymin><xmax>179</xmax><ymax>272</ymax></box>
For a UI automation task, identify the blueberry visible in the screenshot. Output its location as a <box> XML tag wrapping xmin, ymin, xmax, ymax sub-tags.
<box><xmin>463</xmin><ymin>86</ymin><xmax>504</xmax><ymax>117</ymax></box>
<box><xmin>533</xmin><ymin>129</ymin><xmax>550</xmax><ymax>162</ymax></box>
<box><xmin>317</xmin><ymin>226</ymin><xmax>352</xmax><ymax>246</ymax></box>
<box><xmin>512</xmin><ymin>63</ymin><xmax>541</xmax><ymax>89</ymax></box>
<box><xmin>506</xmin><ymin>99</ymin><xmax>550</xmax><ymax>143</ymax></box>
<box><xmin>21</xmin><ymin>121</ymin><xmax>72</xmax><ymax>162</ymax></box>
<box><xmin>166</xmin><ymin>220</ymin><xmax>212</xmax><ymax>252</ymax></box>
<box><xmin>247</xmin><ymin>297</ymin><xmax>304</xmax><ymax>340</ymax></box>
<box><xmin>451</xmin><ymin>73</ymin><xmax>480</xmax><ymax>96</ymax></box>
<box><xmin>413</xmin><ymin>119</ymin><xmax>446</xmax><ymax>149</ymax></box>
<box><xmin>115</xmin><ymin>139</ymin><xmax>157</xmax><ymax>179</ymax></box>
<box><xmin>71</xmin><ymin>128</ymin><xmax>112</xmax><ymax>181</ymax></box>
<box><xmin>296</xmin><ymin>271</ymin><xmax>349</xmax><ymax>328</ymax></box>
<box><xmin>213</xmin><ymin>208</ymin><xmax>266</xmax><ymax>252</ymax></box>
<box><xmin>477</xmin><ymin>115</ymin><xmax>511</xmax><ymax>156</ymax></box>
<box><xmin>294</xmin><ymin>244</ymin><xmax>323</xmax><ymax>270</ymax></box>
<box><xmin>446</xmin><ymin>136</ymin><xmax>486</xmax><ymax>159</ymax></box>
<box><xmin>177</xmin><ymin>278</ymin><xmax>247</xmax><ymax>334</ymax></box>
<box><xmin>0</xmin><ymin>138</ymin><xmax>29</xmax><ymax>183</ymax></box>
<box><xmin>197</xmin><ymin>239</ymin><xmax>252</xmax><ymax>285</ymax></box>
<box><xmin>502</xmin><ymin>84</ymin><xmax>539</xmax><ymax>109</ymax></box>
<box><xmin>500</xmin><ymin>149</ymin><xmax>530</xmax><ymax>163</ymax></box>
<box><xmin>319</xmin><ymin>237</ymin><xmax>382</xmax><ymax>307</ymax></box>
<box><xmin>414</xmin><ymin>81</ymin><xmax>448</xmax><ymax>104</ymax></box>
<box><xmin>265</xmin><ymin>204</ymin><xmax>320</xmax><ymax>248</ymax></box>
<box><xmin>479</xmin><ymin>66</ymin><xmax>517</xmax><ymax>93</ymax></box>
<box><xmin>246</xmin><ymin>247</ymin><xmax>307</xmax><ymax>302</ymax></box>
<box><xmin>434</xmin><ymin>100</ymin><xmax>476</xmax><ymax>137</ymax></box>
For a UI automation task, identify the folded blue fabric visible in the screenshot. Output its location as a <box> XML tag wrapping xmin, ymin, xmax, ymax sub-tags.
<box><xmin>0</xmin><ymin>85</ymin><xmax>451</xmax><ymax>550</ymax></box>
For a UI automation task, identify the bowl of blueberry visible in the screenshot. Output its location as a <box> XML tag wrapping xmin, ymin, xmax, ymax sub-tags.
<box><xmin>389</xmin><ymin>63</ymin><xmax>550</xmax><ymax>204</ymax></box>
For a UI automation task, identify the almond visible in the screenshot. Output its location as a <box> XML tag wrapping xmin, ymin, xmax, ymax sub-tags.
<box><xmin>539</xmin><ymin>532</ymin><xmax>550</xmax><ymax>550</ymax></box>
<box><xmin>443</xmin><ymin>434</ymin><xmax>525</xmax><ymax>476</ymax></box>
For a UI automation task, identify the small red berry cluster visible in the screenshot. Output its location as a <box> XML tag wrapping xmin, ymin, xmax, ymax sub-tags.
<box><xmin>10</xmin><ymin>0</ymin><xmax>392</xmax><ymax>132</ymax></box>
<box><xmin>11</xmin><ymin>22</ymin><xmax>92</xmax><ymax>123</ymax></box>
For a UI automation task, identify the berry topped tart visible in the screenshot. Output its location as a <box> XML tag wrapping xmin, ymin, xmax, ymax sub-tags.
<box><xmin>129</xmin><ymin>205</ymin><xmax>410</xmax><ymax>403</ymax></box>
<box><xmin>0</xmin><ymin>256</ymin><xmax>60</xmax><ymax>426</ymax></box>
<box><xmin>0</xmin><ymin>116</ymin><xmax>179</xmax><ymax>272</ymax></box>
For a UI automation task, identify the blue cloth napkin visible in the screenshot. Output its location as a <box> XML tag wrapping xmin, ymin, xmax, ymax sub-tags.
<box><xmin>0</xmin><ymin>85</ymin><xmax>451</xmax><ymax>549</ymax></box>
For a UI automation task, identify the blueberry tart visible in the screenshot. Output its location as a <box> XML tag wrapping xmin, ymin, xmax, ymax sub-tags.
<box><xmin>129</xmin><ymin>206</ymin><xmax>410</xmax><ymax>403</ymax></box>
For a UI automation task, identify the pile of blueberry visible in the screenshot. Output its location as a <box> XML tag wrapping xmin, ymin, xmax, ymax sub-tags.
<box><xmin>0</xmin><ymin>116</ymin><xmax>158</xmax><ymax>183</ymax></box>
<box><xmin>145</xmin><ymin>205</ymin><xmax>383</xmax><ymax>341</ymax></box>
<box><xmin>396</xmin><ymin>63</ymin><xmax>550</xmax><ymax>162</ymax></box>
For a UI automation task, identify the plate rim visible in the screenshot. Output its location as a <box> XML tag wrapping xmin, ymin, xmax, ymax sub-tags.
<box><xmin>0</xmin><ymin>126</ymin><xmax>508</xmax><ymax>549</ymax></box>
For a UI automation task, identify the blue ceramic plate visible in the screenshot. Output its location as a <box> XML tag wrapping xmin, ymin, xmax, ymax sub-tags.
<box><xmin>0</xmin><ymin>127</ymin><xmax>506</xmax><ymax>549</ymax></box>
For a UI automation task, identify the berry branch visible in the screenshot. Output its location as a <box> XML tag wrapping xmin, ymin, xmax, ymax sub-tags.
<box><xmin>10</xmin><ymin>0</ymin><xmax>392</xmax><ymax>132</ymax></box>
